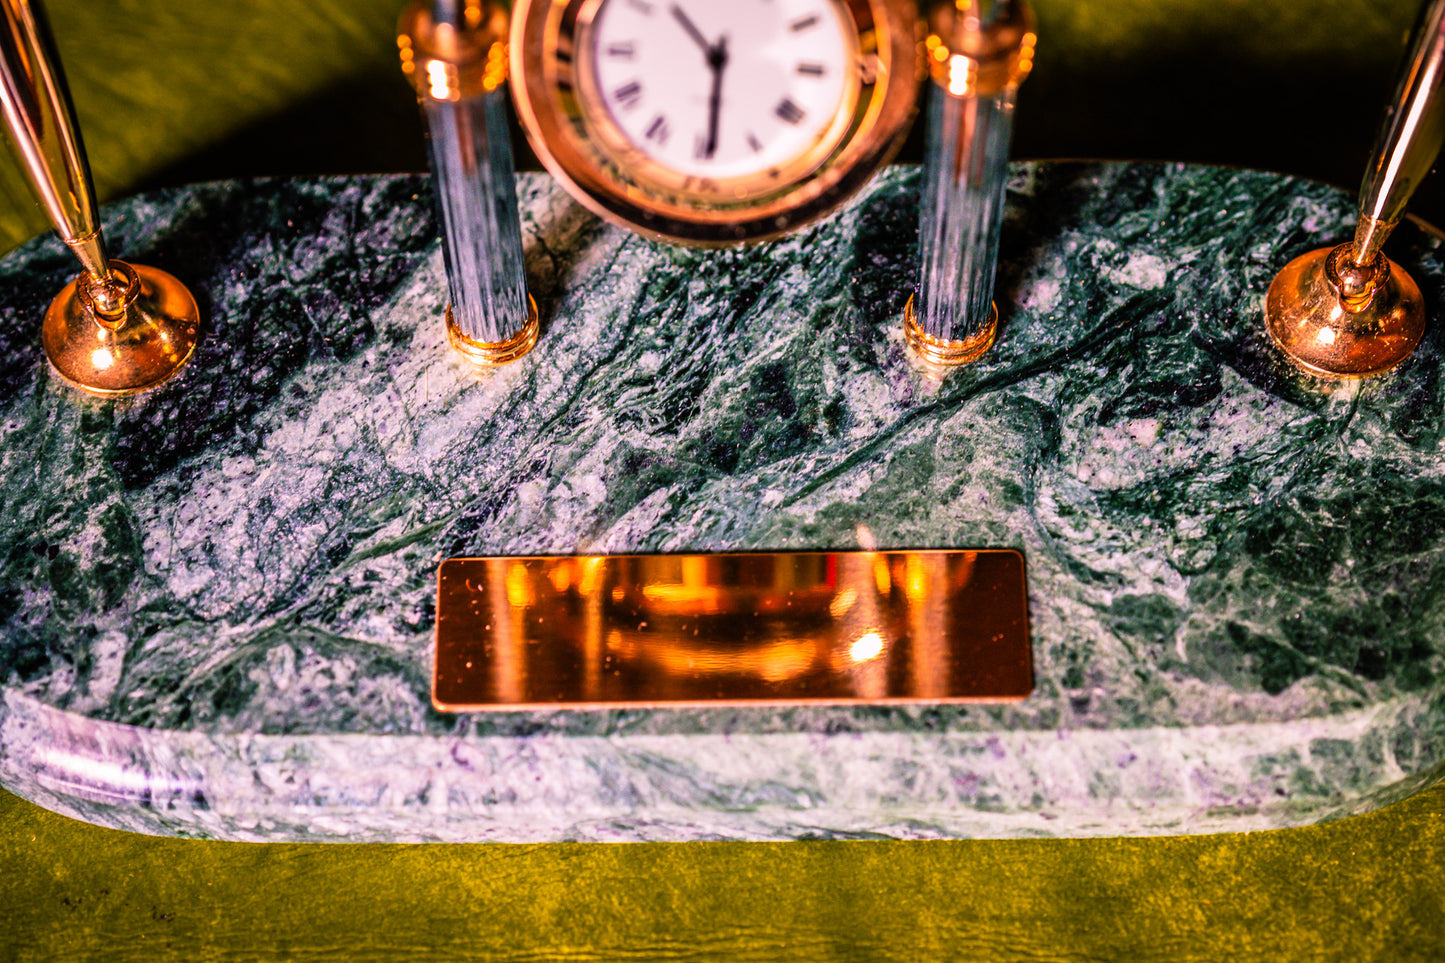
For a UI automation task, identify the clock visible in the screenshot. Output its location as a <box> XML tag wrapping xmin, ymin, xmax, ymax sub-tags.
<box><xmin>509</xmin><ymin>0</ymin><xmax>921</xmax><ymax>244</ymax></box>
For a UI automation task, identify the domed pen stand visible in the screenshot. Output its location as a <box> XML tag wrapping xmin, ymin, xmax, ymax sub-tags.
<box><xmin>1264</xmin><ymin>0</ymin><xmax>1445</xmax><ymax>379</ymax></box>
<box><xmin>0</xmin><ymin>0</ymin><xmax>199</xmax><ymax>395</ymax></box>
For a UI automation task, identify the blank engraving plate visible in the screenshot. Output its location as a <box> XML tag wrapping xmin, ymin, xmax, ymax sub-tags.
<box><xmin>433</xmin><ymin>550</ymin><xmax>1031</xmax><ymax>710</ymax></box>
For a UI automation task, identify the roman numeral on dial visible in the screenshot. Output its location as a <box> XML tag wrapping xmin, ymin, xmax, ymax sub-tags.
<box><xmin>775</xmin><ymin>98</ymin><xmax>805</xmax><ymax>125</ymax></box>
<box><xmin>613</xmin><ymin>81</ymin><xmax>643</xmax><ymax>109</ymax></box>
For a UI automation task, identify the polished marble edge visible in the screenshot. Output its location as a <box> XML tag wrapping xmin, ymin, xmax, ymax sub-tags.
<box><xmin>6</xmin><ymin>688</ymin><xmax>1440</xmax><ymax>841</ymax></box>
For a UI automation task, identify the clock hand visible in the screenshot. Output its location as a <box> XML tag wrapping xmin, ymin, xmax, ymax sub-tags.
<box><xmin>669</xmin><ymin>3</ymin><xmax>728</xmax><ymax>160</ymax></box>
<box><xmin>669</xmin><ymin>4</ymin><xmax>712</xmax><ymax>56</ymax></box>
<box><xmin>703</xmin><ymin>35</ymin><xmax>728</xmax><ymax>159</ymax></box>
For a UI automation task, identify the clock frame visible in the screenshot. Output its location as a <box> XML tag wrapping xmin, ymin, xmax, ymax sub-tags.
<box><xmin>509</xmin><ymin>0</ymin><xmax>921</xmax><ymax>245</ymax></box>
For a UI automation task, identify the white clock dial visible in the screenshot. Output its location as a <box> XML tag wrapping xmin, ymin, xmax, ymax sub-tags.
<box><xmin>587</xmin><ymin>0</ymin><xmax>858</xmax><ymax>182</ymax></box>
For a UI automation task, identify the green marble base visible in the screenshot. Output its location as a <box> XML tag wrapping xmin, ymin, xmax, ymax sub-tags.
<box><xmin>0</xmin><ymin>163</ymin><xmax>1442</xmax><ymax>841</ymax></box>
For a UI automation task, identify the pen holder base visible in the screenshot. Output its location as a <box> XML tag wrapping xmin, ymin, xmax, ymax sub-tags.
<box><xmin>41</xmin><ymin>260</ymin><xmax>200</xmax><ymax>395</ymax></box>
<box><xmin>1264</xmin><ymin>243</ymin><xmax>1425</xmax><ymax>379</ymax></box>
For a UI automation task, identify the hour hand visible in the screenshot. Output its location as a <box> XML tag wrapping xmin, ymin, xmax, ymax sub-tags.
<box><xmin>670</xmin><ymin>4</ymin><xmax>712</xmax><ymax>55</ymax></box>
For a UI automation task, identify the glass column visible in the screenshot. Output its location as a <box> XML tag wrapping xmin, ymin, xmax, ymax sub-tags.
<box><xmin>400</xmin><ymin>0</ymin><xmax>539</xmax><ymax>367</ymax></box>
<box><xmin>906</xmin><ymin>1</ymin><xmax>1035</xmax><ymax>367</ymax></box>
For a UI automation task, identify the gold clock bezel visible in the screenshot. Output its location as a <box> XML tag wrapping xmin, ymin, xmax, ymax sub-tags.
<box><xmin>510</xmin><ymin>0</ymin><xmax>921</xmax><ymax>246</ymax></box>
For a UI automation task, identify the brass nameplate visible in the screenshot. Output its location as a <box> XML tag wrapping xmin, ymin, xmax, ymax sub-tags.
<box><xmin>433</xmin><ymin>550</ymin><xmax>1031</xmax><ymax>711</ymax></box>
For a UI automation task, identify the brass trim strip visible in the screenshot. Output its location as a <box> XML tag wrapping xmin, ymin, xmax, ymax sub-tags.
<box><xmin>904</xmin><ymin>295</ymin><xmax>998</xmax><ymax>366</ymax></box>
<box><xmin>445</xmin><ymin>294</ymin><xmax>541</xmax><ymax>367</ymax></box>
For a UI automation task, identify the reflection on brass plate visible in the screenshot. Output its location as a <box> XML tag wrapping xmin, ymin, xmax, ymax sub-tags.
<box><xmin>434</xmin><ymin>550</ymin><xmax>1031</xmax><ymax>710</ymax></box>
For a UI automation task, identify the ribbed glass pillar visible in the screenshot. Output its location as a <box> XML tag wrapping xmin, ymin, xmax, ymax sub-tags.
<box><xmin>914</xmin><ymin>84</ymin><xmax>1016</xmax><ymax>343</ymax></box>
<box><xmin>399</xmin><ymin>0</ymin><xmax>537</xmax><ymax>366</ymax></box>
<box><xmin>907</xmin><ymin>0</ymin><xmax>1034</xmax><ymax>366</ymax></box>
<box><xmin>424</xmin><ymin>89</ymin><xmax>530</xmax><ymax>346</ymax></box>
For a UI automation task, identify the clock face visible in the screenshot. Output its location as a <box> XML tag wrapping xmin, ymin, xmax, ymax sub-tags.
<box><xmin>510</xmin><ymin>0</ymin><xmax>920</xmax><ymax>244</ymax></box>
<box><xmin>586</xmin><ymin>0</ymin><xmax>858</xmax><ymax>186</ymax></box>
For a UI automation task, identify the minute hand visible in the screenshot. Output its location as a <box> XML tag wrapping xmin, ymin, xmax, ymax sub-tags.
<box><xmin>669</xmin><ymin>4</ymin><xmax>712</xmax><ymax>55</ymax></box>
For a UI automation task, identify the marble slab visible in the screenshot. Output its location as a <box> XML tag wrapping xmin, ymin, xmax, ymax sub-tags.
<box><xmin>1</xmin><ymin>162</ymin><xmax>1443</xmax><ymax>841</ymax></box>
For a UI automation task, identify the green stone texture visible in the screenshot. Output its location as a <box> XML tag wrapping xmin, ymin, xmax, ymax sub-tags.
<box><xmin>0</xmin><ymin>163</ymin><xmax>1442</xmax><ymax>841</ymax></box>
